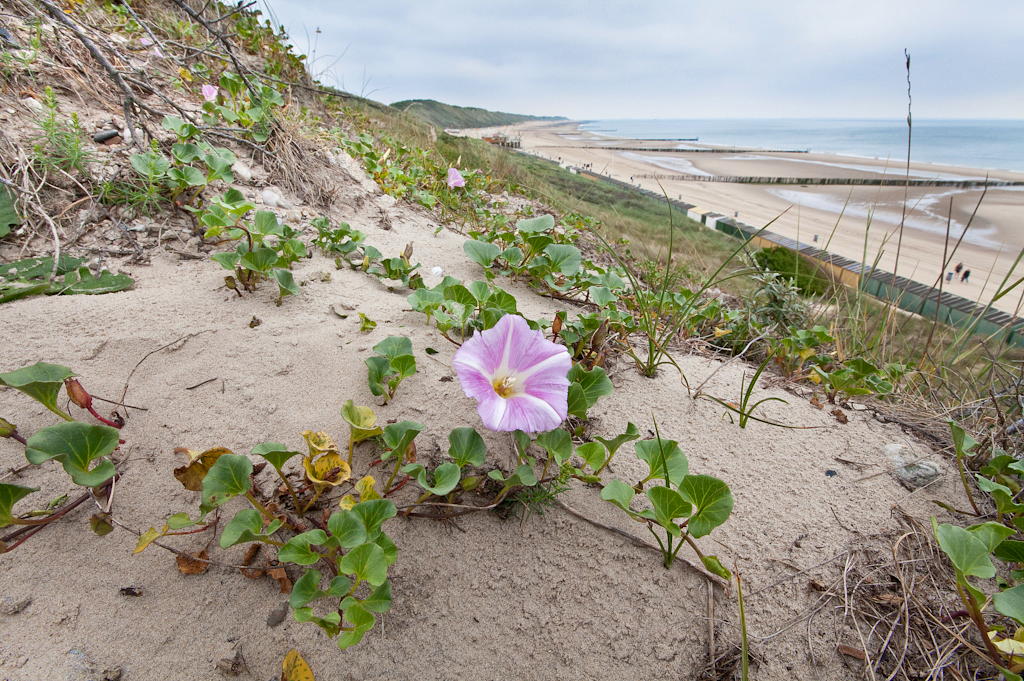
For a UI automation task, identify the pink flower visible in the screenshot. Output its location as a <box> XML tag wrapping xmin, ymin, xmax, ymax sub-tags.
<box><xmin>201</xmin><ymin>84</ymin><xmax>219</xmax><ymax>102</ymax></box>
<box><xmin>452</xmin><ymin>314</ymin><xmax>570</xmax><ymax>433</ymax></box>
<box><xmin>447</xmin><ymin>167</ymin><xmax>466</xmax><ymax>189</ymax></box>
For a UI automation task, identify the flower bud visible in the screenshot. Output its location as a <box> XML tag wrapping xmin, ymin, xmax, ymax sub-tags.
<box><xmin>0</xmin><ymin>417</ymin><xmax>16</xmax><ymax>438</ymax></box>
<box><xmin>65</xmin><ymin>378</ymin><xmax>92</xmax><ymax>409</ymax></box>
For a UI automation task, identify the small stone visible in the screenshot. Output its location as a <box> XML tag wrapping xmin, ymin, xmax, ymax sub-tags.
<box><xmin>20</xmin><ymin>97</ymin><xmax>42</xmax><ymax>112</ymax></box>
<box><xmin>0</xmin><ymin>595</ymin><xmax>31</xmax><ymax>615</ymax></box>
<box><xmin>260</xmin><ymin>187</ymin><xmax>288</xmax><ymax>209</ymax></box>
<box><xmin>215</xmin><ymin>641</ymin><xmax>245</xmax><ymax>676</ymax></box>
<box><xmin>231</xmin><ymin>160</ymin><xmax>252</xmax><ymax>182</ymax></box>
<box><xmin>266</xmin><ymin>602</ymin><xmax>288</xmax><ymax>628</ymax></box>
<box><xmin>887</xmin><ymin>444</ymin><xmax>942</xmax><ymax>490</ymax></box>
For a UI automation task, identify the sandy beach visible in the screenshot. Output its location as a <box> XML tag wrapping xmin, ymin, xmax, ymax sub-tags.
<box><xmin>465</xmin><ymin>121</ymin><xmax>1024</xmax><ymax>317</ymax></box>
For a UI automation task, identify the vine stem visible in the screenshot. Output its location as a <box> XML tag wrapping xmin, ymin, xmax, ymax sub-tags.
<box><xmin>244</xmin><ymin>491</ymin><xmax>276</xmax><ymax>523</ymax></box>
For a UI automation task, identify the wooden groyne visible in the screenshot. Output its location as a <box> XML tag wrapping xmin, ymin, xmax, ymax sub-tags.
<box><xmin>633</xmin><ymin>174</ymin><xmax>1024</xmax><ymax>188</ymax></box>
<box><xmin>576</xmin><ymin>146</ymin><xmax>810</xmax><ymax>154</ymax></box>
<box><xmin>574</xmin><ymin>169</ymin><xmax>1024</xmax><ymax>346</ymax></box>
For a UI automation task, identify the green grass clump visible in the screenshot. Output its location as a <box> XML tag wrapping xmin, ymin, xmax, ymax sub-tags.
<box><xmin>752</xmin><ymin>247</ymin><xmax>831</xmax><ymax>297</ymax></box>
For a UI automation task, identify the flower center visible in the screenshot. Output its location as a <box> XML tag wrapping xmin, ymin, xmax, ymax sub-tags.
<box><xmin>492</xmin><ymin>375</ymin><xmax>518</xmax><ymax>398</ymax></box>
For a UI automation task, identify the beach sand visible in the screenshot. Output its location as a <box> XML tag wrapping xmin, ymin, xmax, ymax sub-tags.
<box><xmin>466</xmin><ymin>121</ymin><xmax>1024</xmax><ymax>317</ymax></box>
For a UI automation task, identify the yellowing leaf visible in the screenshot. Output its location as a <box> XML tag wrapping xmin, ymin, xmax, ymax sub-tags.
<box><xmin>303</xmin><ymin>450</ymin><xmax>351</xmax><ymax>487</ymax></box>
<box><xmin>301</xmin><ymin>430</ymin><xmax>338</xmax><ymax>457</ymax></box>
<box><xmin>178</xmin><ymin>67</ymin><xmax>193</xmax><ymax>82</ymax></box>
<box><xmin>173</xmin><ymin>446</ymin><xmax>231</xmax><ymax>491</ymax></box>
<box><xmin>713</xmin><ymin>327</ymin><xmax>732</xmax><ymax>338</ymax></box>
<box><xmin>338</xmin><ymin>494</ymin><xmax>357</xmax><ymax>510</ymax></box>
<box><xmin>808</xmin><ymin>372</ymin><xmax>822</xmax><ymax>385</ymax></box>
<box><xmin>134</xmin><ymin>527</ymin><xmax>161</xmax><ymax>554</ymax></box>
<box><xmin>282</xmin><ymin>648</ymin><xmax>315</xmax><ymax>681</ymax></box>
<box><xmin>341</xmin><ymin>400</ymin><xmax>382</xmax><ymax>443</ymax></box>
<box><xmin>355</xmin><ymin>475</ymin><xmax>380</xmax><ymax>501</ymax></box>
<box><xmin>990</xmin><ymin>630</ymin><xmax>1024</xmax><ymax>656</ymax></box>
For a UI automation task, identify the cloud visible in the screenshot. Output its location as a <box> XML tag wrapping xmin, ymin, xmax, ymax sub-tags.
<box><xmin>259</xmin><ymin>0</ymin><xmax>1024</xmax><ymax>119</ymax></box>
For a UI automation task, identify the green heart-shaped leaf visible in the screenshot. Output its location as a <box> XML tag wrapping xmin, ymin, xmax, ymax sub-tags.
<box><xmin>365</xmin><ymin>355</ymin><xmax>391</xmax><ymax>397</ymax></box>
<box><xmin>463</xmin><ymin>240</ymin><xmax>500</xmax><ymax>268</ymax></box>
<box><xmin>567</xmin><ymin>365</ymin><xmax>613</xmax><ymax>419</ymax></box>
<box><xmin>375</xmin><ymin>532</ymin><xmax>398</xmax><ymax>566</ymax></box>
<box><xmin>543</xmin><ymin>244</ymin><xmax>582</xmax><ymax>275</ymax></box>
<box><xmin>967</xmin><ymin>521</ymin><xmax>1016</xmax><ymax>553</ymax></box>
<box><xmin>516</xmin><ymin>214</ymin><xmax>555</xmax><ymax>234</ymax></box>
<box><xmin>635</xmin><ymin>439</ymin><xmax>688</xmax><ymax>486</ymax></box>
<box><xmin>200</xmin><ymin>454</ymin><xmax>252</xmax><ymax>513</ymax></box>
<box><xmin>678</xmin><ymin>475</ymin><xmax>733</xmax><ymax>538</ymax></box>
<box><xmin>373</xmin><ymin>336</ymin><xmax>413</xmax><ymax>361</ymax></box>
<box><xmin>0</xmin><ymin>362</ymin><xmax>75</xmax><ymax>414</ymax></box>
<box><xmin>272</xmin><ymin>269</ymin><xmax>299</xmax><ymax>297</ymax></box>
<box><xmin>600</xmin><ymin>479</ymin><xmax>636</xmax><ymax>513</ymax></box>
<box><xmin>381</xmin><ymin>422</ymin><xmax>423</xmax><ymax>460</ymax></box>
<box><xmin>351</xmin><ymin>499</ymin><xmax>397</xmax><ymax>537</ymax></box>
<box><xmin>339</xmin><ymin>542</ymin><xmax>389</xmax><ymax>586</ymax></box>
<box><xmin>535</xmin><ymin>429</ymin><xmax>573</xmax><ymax>466</ymax></box>
<box><xmin>646</xmin><ymin>485</ymin><xmax>692</xmax><ymax>535</ymax></box>
<box><xmin>0</xmin><ymin>482</ymin><xmax>37</xmax><ymax>528</ymax></box>
<box><xmin>328</xmin><ymin>509</ymin><xmax>368</xmax><ymax>548</ymax></box>
<box><xmin>250</xmin><ymin>442</ymin><xmax>300</xmax><ymax>472</ymax></box>
<box><xmin>363</xmin><ymin>580</ymin><xmax>392</xmax><ymax>613</ymax></box>
<box><xmin>576</xmin><ymin>442</ymin><xmax>607</xmax><ymax>471</ymax></box>
<box><xmin>595</xmin><ymin>422</ymin><xmax>640</xmax><ymax>458</ymax></box>
<box><xmin>240</xmin><ymin>247</ymin><xmax>278</xmax><ymax>273</ymax></box>
<box><xmin>402</xmin><ymin>462</ymin><xmax>461</xmax><ymax>496</ymax></box>
<box><xmin>279</xmin><ymin>529</ymin><xmax>328</xmax><ymax>565</ymax></box>
<box><xmin>994</xmin><ymin>584</ymin><xmax>1024</xmax><ymax>626</ymax></box>
<box><xmin>25</xmin><ymin>421</ymin><xmax>119</xmax><ymax>487</ymax></box>
<box><xmin>219</xmin><ymin>508</ymin><xmax>283</xmax><ymax>548</ymax></box>
<box><xmin>447</xmin><ymin>427</ymin><xmax>486</xmax><ymax>468</ymax></box>
<box><xmin>935</xmin><ymin>522</ymin><xmax>996</xmax><ymax>579</ymax></box>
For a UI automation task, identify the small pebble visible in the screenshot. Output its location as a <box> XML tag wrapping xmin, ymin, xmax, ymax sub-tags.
<box><xmin>231</xmin><ymin>160</ymin><xmax>252</xmax><ymax>182</ymax></box>
<box><xmin>0</xmin><ymin>595</ymin><xmax>31</xmax><ymax>615</ymax></box>
<box><xmin>266</xmin><ymin>602</ymin><xmax>288</xmax><ymax>627</ymax></box>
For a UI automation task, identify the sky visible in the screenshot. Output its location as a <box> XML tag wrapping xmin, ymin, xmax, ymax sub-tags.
<box><xmin>259</xmin><ymin>1</ymin><xmax>1024</xmax><ymax>120</ymax></box>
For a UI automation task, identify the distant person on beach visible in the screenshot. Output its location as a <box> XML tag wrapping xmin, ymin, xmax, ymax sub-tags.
<box><xmin>812</xmin><ymin>234</ymin><xmax>819</xmax><ymax>243</ymax></box>
<box><xmin>961</xmin><ymin>269</ymin><xmax>971</xmax><ymax>283</ymax></box>
<box><xmin>955</xmin><ymin>262</ymin><xmax>964</xmax><ymax>276</ymax></box>
<box><xmin>946</xmin><ymin>271</ymin><xmax>954</xmax><ymax>282</ymax></box>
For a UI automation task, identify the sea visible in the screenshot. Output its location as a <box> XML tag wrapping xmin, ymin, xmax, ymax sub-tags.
<box><xmin>577</xmin><ymin>119</ymin><xmax>1024</xmax><ymax>173</ymax></box>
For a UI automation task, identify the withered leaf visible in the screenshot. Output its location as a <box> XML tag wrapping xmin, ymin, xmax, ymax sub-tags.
<box><xmin>173</xmin><ymin>447</ymin><xmax>231</xmax><ymax>491</ymax></box>
<box><xmin>241</xmin><ymin>543</ymin><xmax>261</xmax><ymax>566</ymax></box>
<box><xmin>809</xmin><ymin>396</ymin><xmax>824</xmax><ymax>409</ymax></box>
<box><xmin>837</xmin><ymin>644</ymin><xmax>866</xmax><ymax>660</ymax></box>
<box><xmin>175</xmin><ymin>549</ymin><xmax>210</xmax><ymax>575</ymax></box>
<box><xmin>869</xmin><ymin>592</ymin><xmax>904</xmax><ymax>606</ymax></box>
<box><xmin>831</xmin><ymin>409</ymin><xmax>848</xmax><ymax>424</ymax></box>
<box><xmin>268</xmin><ymin>566</ymin><xmax>292</xmax><ymax>594</ymax></box>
